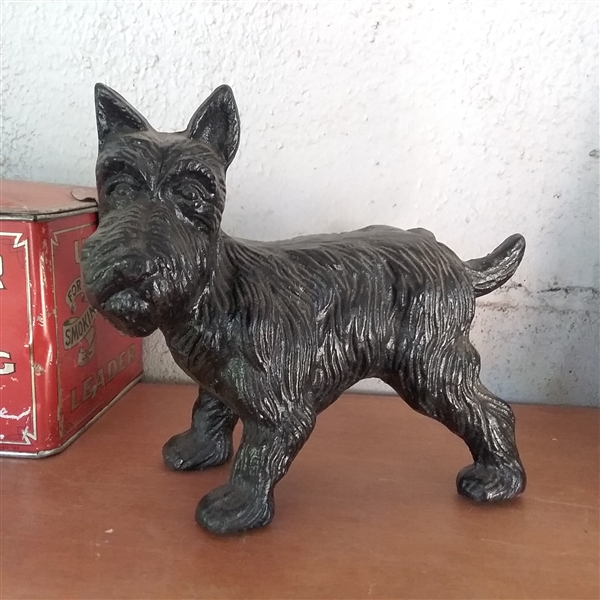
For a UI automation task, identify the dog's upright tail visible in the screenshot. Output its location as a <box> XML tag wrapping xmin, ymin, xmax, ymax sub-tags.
<box><xmin>464</xmin><ymin>234</ymin><xmax>525</xmax><ymax>298</ymax></box>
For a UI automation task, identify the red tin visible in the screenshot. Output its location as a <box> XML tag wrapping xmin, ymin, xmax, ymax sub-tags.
<box><xmin>0</xmin><ymin>180</ymin><xmax>142</xmax><ymax>457</ymax></box>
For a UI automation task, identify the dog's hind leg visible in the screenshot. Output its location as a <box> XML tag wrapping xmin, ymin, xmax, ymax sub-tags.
<box><xmin>384</xmin><ymin>335</ymin><xmax>526</xmax><ymax>502</ymax></box>
<box><xmin>196</xmin><ymin>404</ymin><xmax>316</xmax><ymax>534</ymax></box>
<box><xmin>162</xmin><ymin>389</ymin><xmax>238</xmax><ymax>471</ymax></box>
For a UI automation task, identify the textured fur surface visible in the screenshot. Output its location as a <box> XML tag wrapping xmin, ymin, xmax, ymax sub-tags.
<box><xmin>82</xmin><ymin>84</ymin><xmax>526</xmax><ymax>534</ymax></box>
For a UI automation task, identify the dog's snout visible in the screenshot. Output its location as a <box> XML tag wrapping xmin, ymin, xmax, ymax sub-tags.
<box><xmin>82</xmin><ymin>249</ymin><xmax>157</xmax><ymax>306</ymax></box>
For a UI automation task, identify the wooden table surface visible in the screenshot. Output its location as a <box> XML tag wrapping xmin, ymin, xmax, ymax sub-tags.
<box><xmin>1</xmin><ymin>383</ymin><xmax>598</xmax><ymax>599</ymax></box>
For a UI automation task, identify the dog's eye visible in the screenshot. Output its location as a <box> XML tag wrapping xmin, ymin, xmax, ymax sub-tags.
<box><xmin>174</xmin><ymin>182</ymin><xmax>202</xmax><ymax>203</ymax></box>
<box><xmin>105</xmin><ymin>179</ymin><xmax>137</xmax><ymax>198</ymax></box>
<box><xmin>112</xmin><ymin>182</ymin><xmax>134</xmax><ymax>196</ymax></box>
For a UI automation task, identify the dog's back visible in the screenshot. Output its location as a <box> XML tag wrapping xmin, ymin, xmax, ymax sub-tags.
<box><xmin>223</xmin><ymin>224</ymin><xmax>470</xmax><ymax>323</ymax></box>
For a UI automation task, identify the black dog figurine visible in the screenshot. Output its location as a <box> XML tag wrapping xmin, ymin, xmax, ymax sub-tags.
<box><xmin>82</xmin><ymin>84</ymin><xmax>526</xmax><ymax>535</ymax></box>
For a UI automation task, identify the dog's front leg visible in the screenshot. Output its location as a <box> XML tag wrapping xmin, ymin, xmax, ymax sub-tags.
<box><xmin>196</xmin><ymin>406</ymin><xmax>316</xmax><ymax>534</ymax></box>
<box><xmin>162</xmin><ymin>389</ymin><xmax>238</xmax><ymax>471</ymax></box>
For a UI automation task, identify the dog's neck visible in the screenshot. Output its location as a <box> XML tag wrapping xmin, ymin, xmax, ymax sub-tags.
<box><xmin>160</xmin><ymin>229</ymin><xmax>238</xmax><ymax>328</ymax></box>
<box><xmin>158</xmin><ymin>230</ymin><xmax>250</xmax><ymax>383</ymax></box>
<box><xmin>186</xmin><ymin>229</ymin><xmax>231</xmax><ymax>305</ymax></box>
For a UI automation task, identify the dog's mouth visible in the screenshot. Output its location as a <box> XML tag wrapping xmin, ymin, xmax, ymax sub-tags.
<box><xmin>98</xmin><ymin>288</ymin><xmax>158</xmax><ymax>337</ymax></box>
<box><xmin>90</xmin><ymin>275</ymin><xmax>150</xmax><ymax>306</ymax></box>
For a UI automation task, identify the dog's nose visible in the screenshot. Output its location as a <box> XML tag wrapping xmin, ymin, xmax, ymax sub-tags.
<box><xmin>111</xmin><ymin>255</ymin><xmax>156</xmax><ymax>285</ymax></box>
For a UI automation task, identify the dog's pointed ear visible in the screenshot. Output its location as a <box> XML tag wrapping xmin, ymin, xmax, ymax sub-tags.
<box><xmin>186</xmin><ymin>85</ymin><xmax>240</xmax><ymax>167</ymax></box>
<box><xmin>95</xmin><ymin>83</ymin><xmax>151</xmax><ymax>147</ymax></box>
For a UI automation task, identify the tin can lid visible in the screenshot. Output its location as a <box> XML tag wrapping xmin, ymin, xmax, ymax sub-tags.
<box><xmin>0</xmin><ymin>179</ymin><xmax>98</xmax><ymax>221</ymax></box>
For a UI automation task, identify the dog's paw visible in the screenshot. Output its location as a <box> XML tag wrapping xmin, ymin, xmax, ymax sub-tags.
<box><xmin>195</xmin><ymin>483</ymin><xmax>274</xmax><ymax>535</ymax></box>
<box><xmin>162</xmin><ymin>429</ymin><xmax>232</xmax><ymax>471</ymax></box>
<box><xmin>457</xmin><ymin>461</ymin><xmax>526</xmax><ymax>502</ymax></box>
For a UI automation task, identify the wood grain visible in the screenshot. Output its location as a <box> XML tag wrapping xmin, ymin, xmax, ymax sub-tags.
<box><xmin>1</xmin><ymin>383</ymin><xmax>598</xmax><ymax>599</ymax></box>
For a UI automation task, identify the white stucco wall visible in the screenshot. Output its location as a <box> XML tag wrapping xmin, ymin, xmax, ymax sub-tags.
<box><xmin>2</xmin><ymin>1</ymin><xmax>598</xmax><ymax>405</ymax></box>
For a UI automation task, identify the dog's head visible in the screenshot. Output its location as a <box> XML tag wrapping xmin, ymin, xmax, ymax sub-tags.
<box><xmin>81</xmin><ymin>83</ymin><xmax>240</xmax><ymax>336</ymax></box>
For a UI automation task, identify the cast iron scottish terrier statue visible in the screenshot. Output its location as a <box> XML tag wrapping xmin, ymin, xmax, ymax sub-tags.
<box><xmin>82</xmin><ymin>83</ymin><xmax>527</xmax><ymax>535</ymax></box>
